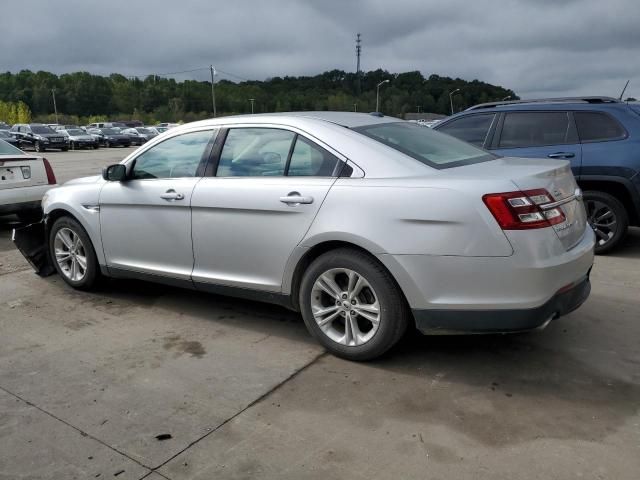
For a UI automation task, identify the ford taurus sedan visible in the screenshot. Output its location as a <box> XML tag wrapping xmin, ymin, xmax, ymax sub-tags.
<box><xmin>17</xmin><ymin>112</ymin><xmax>595</xmax><ymax>360</ymax></box>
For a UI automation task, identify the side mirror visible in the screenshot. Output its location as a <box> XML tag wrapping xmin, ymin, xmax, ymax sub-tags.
<box><xmin>102</xmin><ymin>164</ymin><xmax>127</xmax><ymax>182</ymax></box>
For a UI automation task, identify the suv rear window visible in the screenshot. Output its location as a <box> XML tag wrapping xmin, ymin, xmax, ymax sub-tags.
<box><xmin>574</xmin><ymin>112</ymin><xmax>626</xmax><ymax>142</ymax></box>
<box><xmin>499</xmin><ymin>112</ymin><xmax>576</xmax><ymax>148</ymax></box>
<box><xmin>353</xmin><ymin>122</ymin><xmax>495</xmax><ymax>169</ymax></box>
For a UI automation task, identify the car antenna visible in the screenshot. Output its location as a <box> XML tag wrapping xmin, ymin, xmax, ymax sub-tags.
<box><xmin>618</xmin><ymin>80</ymin><xmax>630</xmax><ymax>100</ymax></box>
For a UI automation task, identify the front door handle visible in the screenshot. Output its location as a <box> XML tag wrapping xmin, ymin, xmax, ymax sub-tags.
<box><xmin>160</xmin><ymin>189</ymin><xmax>184</xmax><ymax>201</ymax></box>
<box><xmin>280</xmin><ymin>192</ymin><xmax>314</xmax><ymax>205</ymax></box>
<box><xmin>548</xmin><ymin>152</ymin><xmax>575</xmax><ymax>159</ymax></box>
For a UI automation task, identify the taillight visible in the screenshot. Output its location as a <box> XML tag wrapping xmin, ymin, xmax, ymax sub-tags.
<box><xmin>42</xmin><ymin>157</ymin><xmax>57</xmax><ymax>185</ymax></box>
<box><xmin>483</xmin><ymin>188</ymin><xmax>566</xmax><ymax>230</ymax></box>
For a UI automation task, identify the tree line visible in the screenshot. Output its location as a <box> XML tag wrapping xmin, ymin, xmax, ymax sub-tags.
<box><xmin>0</xmin><ymin>69</ymin><xmax>517</xmax><ymax>125</ymax></box>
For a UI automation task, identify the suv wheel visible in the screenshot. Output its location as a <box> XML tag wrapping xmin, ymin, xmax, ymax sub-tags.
<box><xmin>299</xmin><ymin>248</ymin><xmax>409</xmax><ymax>361</ymax></box>
<box><xmin>49</xmin><ymin>216</ymin><xmax>100</xmax><ymax>290</ymax></box>
<box><xmin>34</xmin><ymin>141</ymin><xmax>44</xmax><ymax>152</ymax></box>
<box><xmin>584</xmin><ymin>190</ymin><xmax>628</xmax><ymax>254</ymax></box>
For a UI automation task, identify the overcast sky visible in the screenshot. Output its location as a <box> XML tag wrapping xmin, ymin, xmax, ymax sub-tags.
<box><xmin>3</xmin><ymin>0</ymin><xmax>639</xmax><ymax>98</ymax></box>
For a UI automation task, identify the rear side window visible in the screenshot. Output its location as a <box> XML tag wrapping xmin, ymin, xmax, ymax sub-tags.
<box><xmin>574</xmin><ymin>112</ymin><xmax>626</xmax><ymax>142</ymax></box>
<box><xmin>217</xmin><ymin>128</ymin><xmax>295</xmax><ymax>177</ymax></box>
<box><xmin>287</xmin><ymin>136</ymin><xmax>342</xmax><ymax>176</ymax></box>
<box><xmin>437</xmin><ymin>114</ymin><xmax>495</xmax><ymax>147</ymax></box>
<box><xmin>499</xmin><ymin>112</ymin><xmax>576</xmax><ymax>148</ymax></box>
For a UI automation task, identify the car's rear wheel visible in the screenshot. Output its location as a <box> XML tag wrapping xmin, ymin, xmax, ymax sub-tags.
<box><xmin>299</xmin><ymin>248</ymin><xmax>409</xmax><ymax>361</ymax></box>
<box><xmin>105</xmin><ymin>141</ymin><xmax>111</xmax><ymax>148</ymax></box>
<box><xmin>49</xmin><ymin>216</ymin><xmax>100</xmax><ymax>290</ymax></box>
<box><xmin>584</xmin><ymin>190</ymin><xmax>628</xmax><ymax>254</ymax></box>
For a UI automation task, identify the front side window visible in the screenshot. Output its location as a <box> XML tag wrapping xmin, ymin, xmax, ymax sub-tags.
<box><xmin>131</xmin><ymin>129</ymin><xmax>215</xmax><ymax>179</ymax></box>
<box><xmin>354</xmin><ymin>122</ymin><xmax>494</xmax><ymax>169</ymax></box>
<box><xmin>287</xmin><ymin>136</ymin><xmax>342</xmax><ymax>176</ymax></box>
<box><xmin>574</xmin><ymin>111</ymin><xmax>626</xmax><ymax>142</ymax></box>
<box><xmin>499</xmin><ymin>112</ymin><xmax>576</xmax><ymax>148</ymax></box>
<box><xmin>217</xmin><ymin>128</ymin><xmax>295</xmax><ymax>177</ymax></box>
<box><xmin>437</xmin><ymin>113</ymin><xmax>495</xmax><ymax>147</ymax></box>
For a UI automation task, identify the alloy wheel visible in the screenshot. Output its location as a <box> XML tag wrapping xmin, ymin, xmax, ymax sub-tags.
<box><xmin>310</xmin><ymin>268</ymin><xmax>380</xmax><ymax>347</ymax></box>
<box><xmin>586</xmin><ymin>199</ymin><xmax>617</xmax><ymax>248</ymax></box>
<box><xmin>53</xmin><ymin>228</ymin><xmax>87</xmax><ymax>282</ymax></box>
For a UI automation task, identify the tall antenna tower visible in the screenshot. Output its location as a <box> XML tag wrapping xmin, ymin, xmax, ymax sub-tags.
<box><xmin>356</xmin><ymin>33</ymin><xmax>362</xmax><ymax>95</ymax></box>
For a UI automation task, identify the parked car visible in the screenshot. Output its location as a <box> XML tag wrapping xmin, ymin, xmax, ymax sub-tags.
<box><xmin>88</xmin><ymin>128</ymin><xmax>131</xmax><ymax>148</ymax></box>
<box><xmin>434</xmin><ymin>96</ymin><xmax>640</xmax><ymax>253</ymax></box>
<box><xmin>9</xmin><ymin>124</ymin><xmax>69</xmax><ymax>152</ymax></box>
<box><xmin>130</xmin><ymin>127</ymin><xmax>157</xmax><ymax>143</ymax></box>
<box><xmin>0</xmin><ymin>138</ymin><xmax>57</xmax><ymax>221</ymax></box>
<box><xmin>60</xmin><ymin>128</ymin><xmax>99</xmax><ymax>149</ymax></box>
<box><xmin>0</xmin><ymin>122</ymin><xmax>11</xmax><ymax>130</ymax></box>
<box><xmin>86</xmin><ymin>122</ymin><xmax>127</xmax><ymax>130</ymax></box>
<box><xmin>0</xmin><ymin>129</ymin><xmax>20</xmax><ymax>148</ymax></box>
<box><xmin>153</xmin><ymin>126</ymin><xmax>169</xmax><ymax>134</ymax></box>
<box><xmin>121</xmin><ymin>128</ymin><xmax>146</xmax><ymax>146</ymax></box>
<box><xmin>15</xmin><ymin>112</ymin><xmax>594</xmax><ymax>361</ymax></box>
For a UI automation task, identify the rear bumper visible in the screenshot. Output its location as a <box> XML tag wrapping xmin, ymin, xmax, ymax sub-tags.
<box><xmin>412</xmin><ymin>274</ymin><xmax>591</xmax><ymax>334</ymax></box>
<box><xmin>0</xmin><ymin>184</ymin><xmax>53</xmax><ymax>213</ymax></box>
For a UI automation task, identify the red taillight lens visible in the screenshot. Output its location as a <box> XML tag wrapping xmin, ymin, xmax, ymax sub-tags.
<box><xmin>42</xmin><ymin>157</ymin><xmax>57</xmax><ymax>185</ymax></box>
<box><xmin>483</xmin><ymin>188</ymin><xmax>566</xmax><ymax>230</ymax></box>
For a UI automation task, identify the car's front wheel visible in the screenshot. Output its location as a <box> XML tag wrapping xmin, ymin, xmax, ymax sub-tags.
<box><xmin>584</xmin><ymin>190</ymin><xmax>628</xmax><ymax>254</ymax></box>
<box><xmin>34</xmin><ymin>141</ymin><xmax>44</xmax><ymax>152</ymax></box>
<box><xmin>299</xmin><ymin>248</ymin><xmax>409</xmax><ymax>361</ymax></box>
<box><xmin>49</xmin><ymin>216</ymin><xmax>100</xmax><ymax>290</ymax></box>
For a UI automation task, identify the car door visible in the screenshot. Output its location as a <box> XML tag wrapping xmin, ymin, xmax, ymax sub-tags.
<box><xmin>491</xmin><ymin>111</ymin><xmax>583</xmax><ymax>176</ymax></box>
<box><xmin>99</xmin><ymin>128</ymin><xmax>217</xmax><ymax>279</ymax></box>
<box><xmin>191</xmin><ymin>127</ymin><xmax>345</xmax><ymax>292</ymax></box>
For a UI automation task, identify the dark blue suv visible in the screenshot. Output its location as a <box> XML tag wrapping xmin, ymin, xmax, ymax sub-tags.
<box><xmin>434</xmin><ymin>97</ymin><xmax>640</xmax><ymax>253</ymax></box>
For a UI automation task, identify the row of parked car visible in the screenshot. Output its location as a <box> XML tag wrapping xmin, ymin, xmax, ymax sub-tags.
<box><xmin>0</xmin><ymin>121</ymin><xmax>178</xmax><ymax>152</ymax></box>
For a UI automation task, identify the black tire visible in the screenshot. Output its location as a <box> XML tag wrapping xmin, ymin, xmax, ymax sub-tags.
<box><xmin>34</xmin><ymin>141</ymin><xmax>44</xmax><ymax>152</ymax></box>
<box><xmin>583</xmin><ymin>190</ymin><xmax>628</xmax><ymax>254</ymax></box>
<box><xmin>105</xmin><ymin>141</ymin><xmax>111</xmax><ymax>148</ymax></box>
<box><xmin>93</xmin><ymin>143</ymin><xmax>99</xmax><ymax>150</ymax></box>
<box><xmin>299</xmin><ymin>248</ymin><xmax>410</xmax><ymax>361</ymax></box>
<box><xmin>17</xmin><ymin>208</ymin><xmax>43</xmax><ymax>224</ymax></box>
<box><xmin>49</xmin><ymin>216</ymin><xmax>100</xmax><ymax>290</ymax></box>
<box><xmin>61</xmin><ymin>146</ymin><xmax>69</xmax><ymax>152</ymax></box>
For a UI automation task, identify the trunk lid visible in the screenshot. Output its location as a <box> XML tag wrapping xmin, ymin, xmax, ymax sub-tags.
<box><xmin>450</xmin><ymin>157</ymin><xmax>588</xmax><ymax>250</ymax></box>
<box><xmin>0</xmin><ymin>155</ymin><xmax>48</xmax><ymax>191</ymax></box>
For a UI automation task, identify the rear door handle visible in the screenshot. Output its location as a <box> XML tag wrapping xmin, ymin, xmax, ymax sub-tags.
<box><xmin>547</xmin><ymin>152</ymin><xmax>575</xmax><ymax>159</ymax></box>
<box><xmin>160</xmin><ymin>189</ymin><xmax>184</xmax><ymax>201</ymax></box>
<box><xmin>280</xmin><ymin>192</ymin><xmax>314</xmax><ymax>205</ymax></box>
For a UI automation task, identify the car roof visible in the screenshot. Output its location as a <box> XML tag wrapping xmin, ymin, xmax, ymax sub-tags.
<box><xmin>186</xmin><ymin>111</ymin><xmax>401</xmax><ymax>130</ymax></box>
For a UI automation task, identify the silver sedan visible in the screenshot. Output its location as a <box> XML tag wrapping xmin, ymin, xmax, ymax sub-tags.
<box><xmin>33</xmin><ymin>112</ymin><xmax>595</xmax><ymax>360</ymax></box>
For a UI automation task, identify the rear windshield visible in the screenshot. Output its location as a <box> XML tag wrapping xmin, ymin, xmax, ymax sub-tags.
<box><xmin>353</xmin><ymin>122</ymin><xmax>495</xmax><ymax>169</ymax></box>
<box><xmin>101</xmin><ymin>128</ymin><xmax>119</xmax><ymax>134</ymax></box>
<box><xmin>0</xmin><ymin>138</ymin><xmax>25</xmax><ymax>155</ymax></box>
<box><xmin>32</xmin><ymin>125</ymin><xmax>55</xmax><ymax>134</ymax></box>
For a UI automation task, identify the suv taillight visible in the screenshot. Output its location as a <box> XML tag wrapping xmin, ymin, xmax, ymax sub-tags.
<box><xmin>483</xmin><ymin>188</ymin><xmax>565</xmax><ymax>230</ymax></box>
<box><xmin>42</xmin><ymin>157</ymin><xmax>57</xmax><ymax>185</ymax></box>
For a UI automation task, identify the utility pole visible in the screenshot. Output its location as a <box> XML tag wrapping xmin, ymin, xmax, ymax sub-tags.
<box><xmin>210</xmin><ymin>65</ymin><xmax>217</xmax><ymax>117</ymax></box>
<box><xmin>353</xmin><ymin>103</ymin><xmax>358</xmax><ymax>112</ymax></box>
<box><xmin>249</xmin><ymin>98</ymin><xmax>255</xmax><ymax>114</ymax></box>
<box><xmin>416</xmin><ymin>105</ymin><xmax>421</xmax><ymax>113</ymax></box>
<box><xmin>355</xmin><ymin>33</ymin><xmax>362</xmax><ymax>96</ymax></box>
<box><xmin>51</xmin><ymin>89</ymin><xmax>58</xmax><ymax>124</ymax></box>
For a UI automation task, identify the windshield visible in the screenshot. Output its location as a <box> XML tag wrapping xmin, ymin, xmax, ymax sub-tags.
<box><xmin>101</xmin><ymin>128</ymin><xmax>119</xmax><ymax>134</ymax></box>
<box><xmin>32</xmin><ymin>125</ymin><xmax>55</xmax><ymax>134</ymax></box>
<box><xmin>136</xmin><ymin>128</ymin><xmax>152</xmax><ymax>134</ymax></box>
<box><xmin>353</xmin><ymin>122</ymin><xmax>496</xmax><ymax>169</ymax></box>
<box><xmin>67</xmin><ymin>129</ymin><xmax>84</xmax><ymax>135</ymax></box>
<box><xmin>0</xmin><ymin>138</ymin><xmax>25</xmax><ymax>155</ymax></box>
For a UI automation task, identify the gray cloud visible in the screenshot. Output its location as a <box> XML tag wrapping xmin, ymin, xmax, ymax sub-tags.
<box><xmin>2</xmin><ymin>0</ymin><xmax>639</xmax><ymax>98</ymax></box>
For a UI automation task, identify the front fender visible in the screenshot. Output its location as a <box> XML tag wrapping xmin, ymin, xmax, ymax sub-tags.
<box><xmin>43</xmin><ymin>184</ymin><xmax>105</xmax><ymax>265</ymax></box>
